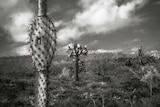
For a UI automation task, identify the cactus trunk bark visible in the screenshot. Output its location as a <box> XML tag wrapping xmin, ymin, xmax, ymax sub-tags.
<box><xmin>75</xmin><ymin>56</ymin><xmax>79</xmax><ymax>81</ymax></box>
<box><xmin>36</xmin><ymin>70</ymin><xmax>48</xmax><ymax>107</ymax></box>
<box><xmin>36</xmin><ymin>0</ymin><xmax>48</xmax><ymax>106</ymax></box>
<box><xmin>29</xmin><ymin>0</ymin><xmax>56</xmax><ymax>106</ymax></box>
<box><xmin>38</xmin><ymin>0</ymin><xmax>47</xmax><ymax>16</ymax></box>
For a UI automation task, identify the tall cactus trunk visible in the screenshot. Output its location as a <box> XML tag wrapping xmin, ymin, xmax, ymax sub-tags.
<box><xmin>75</xmin><ymin>56</ymin><xmax>79</xmax><ymax>81</ymax></box>
<box><xmin>29</xmin><ymin>0</ymin><xmax>56</xmax><ymax>106</ymax></box>
<box><xmin>38</xmin><ymin>0</ymin><xmax>47</xmax><ymax>16</ymax></box>
<box><xmin>36</xmin><ymin>0</ymin><xmax>47</xmax><ymax>106</ymax></box>
<box><xmin>35</xmin><ymin>70</ymin><xmax>48</xmax><ymax>107</ymax></box>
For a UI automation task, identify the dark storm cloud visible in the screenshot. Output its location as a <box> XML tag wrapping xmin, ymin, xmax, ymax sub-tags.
<box><xmin>0</xmin><ymin>26</ymin><xmax>14</xmax><ymax>56</ymax></box>
<box><xmin>0</xmin><ymin>25</ymin><xmax>29</xmax><ymax>56</ymax></box>
<box><xmin>0</xmin><ymin>0</ymin><xmax>35</xmax><ymax>42</ymax></box>
<box><xmin>116</xmin><ymin>0</ymin><xmax>133</xmax><ymax>6</ymax></box>
<box><xmin>27</xmin><ymin>0</ymin><xmax>80</xmax><ymax>21</ymax></box>
<box><xmin>0</xmin><ymin>0</ymin><xmax>34</xmax><ymax>56</ymax></box>
<box><xmin>48</xmin><ymin>0</ymin><xmax>80</xmax><ymax>21</ymax></box>
<box><xmin>0</xmin><ymin>0</ymin><xmax>79</xmax><ymax>56</ymax></box>
<box><xmin>0</xmin><ymin>0</ymin><xmax>159</xmax><ymax>56</ymax></box>
<box><xmin>0</xmin><ymin>0</ymin><xmax>34</xmax><ymax>25</ymax></box>
<box><xmin>57</xmin><ymin>0</ymin><xmax>149</xmax><ymax>44</ymax></box>
<box><xmin>0</xmin><ymin>26</ymin><xmax>11</xmax><ymax>48</ymax></box>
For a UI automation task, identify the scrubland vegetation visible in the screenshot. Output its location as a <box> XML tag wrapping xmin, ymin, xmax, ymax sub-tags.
<box><xmin>0</xmin><ymin>54</ymin><xmax>160</xmax><ymax>107</ymax></box>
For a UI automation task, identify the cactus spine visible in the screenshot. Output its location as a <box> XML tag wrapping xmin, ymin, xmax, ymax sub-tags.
<box><xmin>28</xmin><ymin>0</ymin><xmax>56</xmax><ymax>106</ymax></box>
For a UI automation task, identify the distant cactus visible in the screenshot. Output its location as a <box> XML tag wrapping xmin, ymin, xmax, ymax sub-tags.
<box><xmin>28</xmin><ymin>0</ymin><xmax>56</xmax><ymax>106</ymax></box>
<box><xmin>138</xmin><ymin>45</ymin><xmax>143</xmax><ymax>57</ymax></box>
<box><xmin>67</xmin><ymin>43</ymin><xmax>88</xmax><ymax>81</ymax></box>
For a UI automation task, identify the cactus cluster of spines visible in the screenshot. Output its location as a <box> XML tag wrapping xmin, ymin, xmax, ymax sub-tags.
<box><xmin>28</xmin><ymin>0</ymin><xmax>57</xmax><ymax>106</ymax></box>
<box><xmin>28</xmin><ymin>16</ymin><xmax>56</xmax><ymax>71</ymax></box>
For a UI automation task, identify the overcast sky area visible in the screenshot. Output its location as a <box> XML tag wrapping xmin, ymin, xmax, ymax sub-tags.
<box><xmin>0</xmin><ymin>0</ymin><xmax>160</xmax><ymax>56</ymax></box>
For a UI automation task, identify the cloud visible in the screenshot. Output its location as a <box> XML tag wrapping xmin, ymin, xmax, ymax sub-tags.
<box><xmin>0</xmin><ymin>0</ymin><xmax>72</xmax><ymax>56</ymax></box>
<box><xmin>0</xmin><ymin>0</ymin><xmax>36</xmax><ymax>56</ymax></box>
<box><xmin>57</xmin><ymin>26</ymin><xmax>83</xmax><ymax>43</ymax></box>
<box><xmin>131</xmin><ymin>47</ymin><xmax>138</xmax><ymax>52</ymax></box>
<box><xmin>57</xmin><ymin>43</ymin><xmax>123</xmax><ymax>55</ymax></box>
<box><xmin>56</xmin><ymin>43</ymin><xmax>75</xmax><ymax>55</ymax></box>
<box><xmin>0</xmin><ymin>0</ymin><xmax>34</xmax><ymax>56</ymax></box>
<box><xmin>57</xmin><ymin>0</ymin><xmax>148</xmax><ymax>44</ymax></box>
<box><xmin>0</xmin><ymin>0</ymin><xmax>148</xmax><ymax>56</ymax></box>
<box><xmin>88</xmin><ymin>40</ymin><xmax>98</xmax><ymax>46</ymax></box>
<box><xmin>89</xmin><ymin>48</ymin><xmax>123</xmax><ymax>54</ymax></box>
<box><xmin>124</xmin><ymin>38</ymin><xmax>141</xmax><ymax>44</ymax></box>
<box><xmin>0</xmin><ymin>0</ymin><xmax>19</xmax><ymax>9</ymax></box>
<box><xmin>133</xmin><ymin>38</ymin><xmax>141</xmax><ymax>42</ymax></box>
<box><xmin>134</xmin><ymin>29</ymin><xmax>145</xmax><ymax>33</ymax></box>
<box><xmin>13</xmin><ymin>45</ymin><xmax>30</xmax><ymax>56</ymax></box>
<box><xmin>54</xmin><ymin>20</ymin><xmax>65</xmax><ymax>27</ymax></box>
<box><xmin>5</xmin><ymin>12</ymin><xmax>33</xmax><ymax>43</ymax></box>
<box><xmin>155</xmin><ymin>1</ymin><xmax>160</xmax><ymax>5</ymax></box>
<box><xmin>130</xmin><ymin>47</ymin><xmax>138</xmax><ymax>54</ymax></box>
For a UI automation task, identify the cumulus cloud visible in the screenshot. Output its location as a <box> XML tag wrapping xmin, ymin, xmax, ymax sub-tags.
<box><xmin>4</xmin><ymin>0</ymin><xmax>35</xmax><ymax>43</ymax></box>
<box><xmin>0</xmin><ymin>0</ymin><xmax>35</xmax><ymax>55</ymax></box>
<box><xmin>56</xmin><ymin>45</ymin><xmax>69</xmax><ymax>55</ymax></box>
<box><xmin>54</xmin><ymin>20</ymin><xmax>65</xmax><ymax>27</ymax></box>
<box><xmin>0</xmin><ymin>0</ymin><xmax>148</xmax><ymax>56</ymax></box>
<box><xmin>13</xmin><ymin>45</ymin><xmax>30</xmax><ymax>56</ymax></box>
<box><xmin>89</xmin><ymin>48</ymin><xmax>123</xmax><ymax>54</ymax></box>
<box><xmin>57</xmin><ymin>0</ymin><xmax>148</xmax><ymax>44</ymax></box>
<box><xmin>56</xmin><ymin>43</ymin><xmax>76</xmax><ymax>55</ymax></box>
<box><xmin>6</xmin><ymin>12</ymin><xmax>33</xmax><ymax>43</ymax></box>
<box><xmin>57</xmin><ymin>26</ymin><xmax>84</xmax><ymax>43</ymax></box>
<box><xmin>130</xmin><ymin>46</ymin><xmax>138</xmax><ymax>54</ymax></box>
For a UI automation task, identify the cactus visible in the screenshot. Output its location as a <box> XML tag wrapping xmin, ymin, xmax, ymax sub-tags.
<box><xmin>28</xmin><ymin>0</ymin><xmax>56</xmax><ymax>106</ymax></box>
<box><xmin>67</xmin><ymin>43</ymin><xmax>87</xmax><ymax>81</ymax></box>
<box><xmin>138</xmin><ymin>45</ymin><xmax>143</xmax><ymax>57</ymax></box>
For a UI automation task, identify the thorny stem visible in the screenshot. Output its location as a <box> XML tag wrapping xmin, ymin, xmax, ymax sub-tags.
<box><xmin>75</xmin><ymin>55</ymin><xmax>79</xmax><ymax>81</ymax></box>
<box><xmin>38</xmin><ymin>0</ymin><xmax>47</xmax><ymax>16</ymax></box>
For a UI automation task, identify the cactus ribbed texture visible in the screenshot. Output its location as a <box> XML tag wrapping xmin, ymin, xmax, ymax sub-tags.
<box><xmin>36</xmin><ymin>70</ymin><xmax>47</xmax><ymax>107</ymax></box>
<box><xmin>28</xmin><ymin>0</ymin><xmax>56</xmax><ymax>106</ymax></box>
<box><xmin>38</xmin><ymin>0</ymin><xmax>47</xmax><ymax>16</ymax></box>
<box><xmin>29</xmin><ymin>16</ymin><xmax>56</xmax><ymax>71</ymax></box>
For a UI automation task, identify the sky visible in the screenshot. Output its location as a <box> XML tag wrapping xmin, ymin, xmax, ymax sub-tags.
<box><xmin>0</xmin><ymin>0</ymin><xmax>160</xmax><ymax>56</ymax></box>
